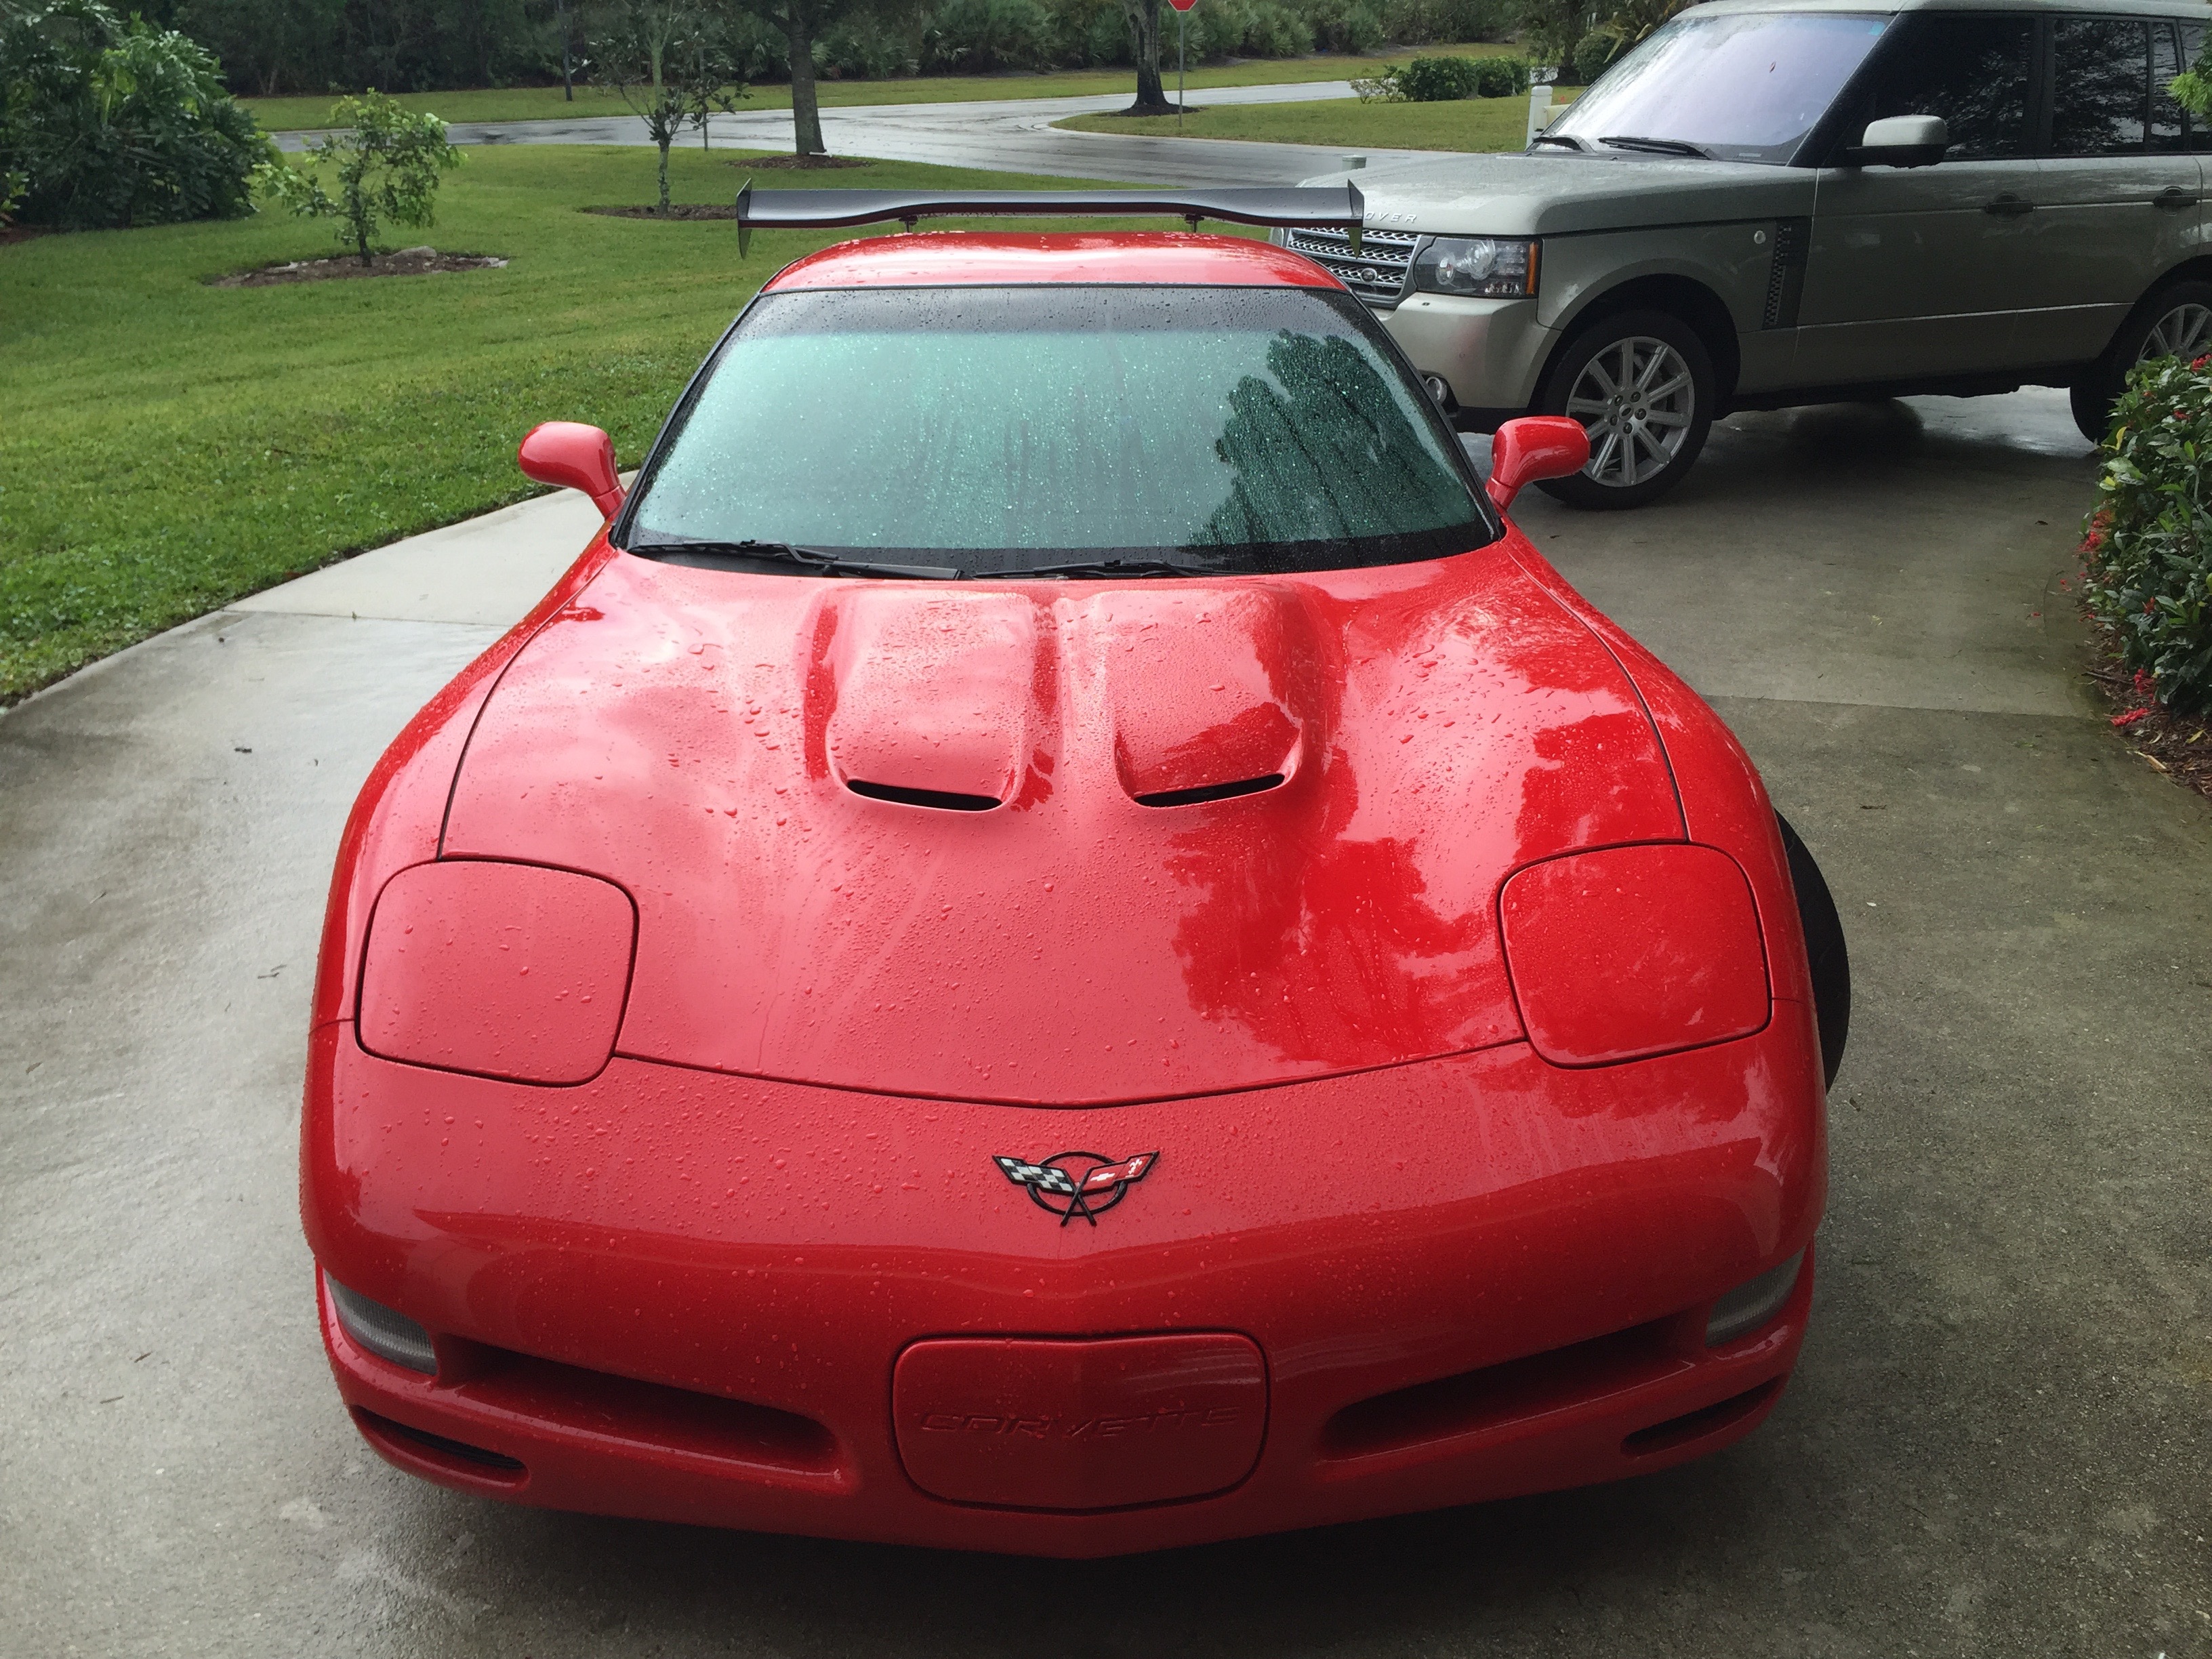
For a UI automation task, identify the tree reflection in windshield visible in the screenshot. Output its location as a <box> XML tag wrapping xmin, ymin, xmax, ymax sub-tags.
<box><xmin>1547</xmin><ymin>13</ymin><xmax>1891</xmax><ymax>165</ymax></box>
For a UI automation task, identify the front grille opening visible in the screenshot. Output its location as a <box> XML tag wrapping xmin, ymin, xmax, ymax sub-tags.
<box><xmin>1622</xmin><ymin>1378</ymin><xmax>1780</xmax><ymax>1457</ymax></box>
<box><xmin>846</xmin><ymin>779</ymin><xmax>1000</xmax><ymax>812</ymax></box>
<box><xmin>1322</xmin><ymin>1319</ymin><xmax>1677</xmax><ymax>1463</ymax></box>
<box><xmin>1134</xmin><ymin>773</ymin><xmax>1286</xmax><ymax>808</ymax></box>
<box><xmin>456</xmin><ymin>1344</ymin><xmax>844</xmax><ymax>1481</ymax></box>
<box><xmin>354</xmin><ymin>1408</ymin><xmax>527</xmax><ymax>1482</ymax></box>
<box><xmin>1286</xmin><ymin>225</ymin><xmax>1419</xmax><ymax>301</ymax></box>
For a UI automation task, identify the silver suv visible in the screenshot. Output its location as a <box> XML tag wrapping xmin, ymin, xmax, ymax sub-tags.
<box><xmin>1290</xmin><ymin>0</ymin><xmax>2212</xmax><ymax>507</ymax></box>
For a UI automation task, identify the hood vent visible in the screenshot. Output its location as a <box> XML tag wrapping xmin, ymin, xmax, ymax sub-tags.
<box><xmin>846</xmin><ymin>779</ymin><xmax>1000</xmax><ymax>813</ymax></box>
<box><xmin>1133</xmin><ymin>772</ymin><xmax>1286</xmax><ymax>809</ymax></box>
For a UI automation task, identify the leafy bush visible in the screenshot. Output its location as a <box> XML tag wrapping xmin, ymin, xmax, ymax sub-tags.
<box><xmin>2081</xmin><ymin>354</ymin><xmax>2212</xmax><ymax>716</ymax></box>
<box><xmin>255</xmin><ymin>90</ymin><xmax>459</xmax><ymax>263</ymax></box>
<box><xmin>1361</xmin><ymin>53</ymin><xmax>1522</xmax><ymax>102</ymax></box>
<box><xmin>1315</xmin><ymin>0</ymin><xmax>1386</xmax><ymax>53</ymax></box>
<box><xmin>1572</xmin><ymin>28</ymin><xmax>1621</xmax><ymax>83</ymax></box>
<box><xmin>920</xmin><ymin>0</ymin><xmax>1057</xmax><ymax>72</ymax></box>
<box><xmin>816</xmin><ymin>15</ymin><xmax>913</xmax><ymax>79</ymax></box>
<box><xmin>1394</xmin><ymin>54</ymin><xmax>1480</xmax><ymax>99</ymax></box>
<box><xmin>1376</xmin><ymin>0</ymin><xmax>1513</xmax><ymax>47</ymax></box>
<box><xmin>0</xmin><ymin>0</ymin><xmax>272</xmax><ymax>230</ymax></box>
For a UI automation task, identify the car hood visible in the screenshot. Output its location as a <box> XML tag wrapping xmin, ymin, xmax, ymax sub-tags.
<box><xmin>441</xmin><ymin>543</ymin><xmax>1683</xmax><ymax>1105</ymax></box>
<box><xmin>1300</xmin><ymin>152</ymin><xmax>1816</xmax><ymax>237</ymax></box>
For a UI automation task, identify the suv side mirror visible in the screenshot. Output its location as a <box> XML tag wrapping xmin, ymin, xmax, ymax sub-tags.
<box><xmin>518</xmin><ymin>421</ymin><xmax>626</xmax><ymax>520</ymax></box>
<box><xmin>1839</xmin><ymin>115</ymin><xmax>1948</xmax><ymax>169</ymax></box>
<box><xmin>1487</xmin><ymin>416</ymin><xmax>1591</xmax><ymax>512</ymax></box>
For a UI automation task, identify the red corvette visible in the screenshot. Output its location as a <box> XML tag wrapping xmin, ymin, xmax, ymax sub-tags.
<box><xmin>303</xmin><ymin>188</ymin><xmax>1847</xmax><ymax>1557</ymax></box>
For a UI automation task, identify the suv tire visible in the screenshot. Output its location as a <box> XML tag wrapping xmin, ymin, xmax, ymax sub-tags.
<box><xmin>2069</xmin><ymin>279</ymin><xmax>2212</xmax><ymax>445</ymax></box>
<box><xmin>1533</xmin><ymin>308</ymin><xmax>1717</xmax><ymax>510</ymax></box>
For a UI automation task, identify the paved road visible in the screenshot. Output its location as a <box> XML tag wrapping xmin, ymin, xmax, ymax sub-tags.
<box><xmin>3</xmin><ymin>392</ymin><xmax>2210</xmax><ymax>1657</ymax></box>
<box><xmin>274</xmin><ymin>81</ymin><xmax>1434</xmax><ymax>184</ymax></box>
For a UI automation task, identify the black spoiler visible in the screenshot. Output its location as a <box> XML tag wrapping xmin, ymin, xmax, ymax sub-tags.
<box><xmin>733</xmin><ymin>182</ymin><xmax>1365</xmax><ymax>257</ymax></box>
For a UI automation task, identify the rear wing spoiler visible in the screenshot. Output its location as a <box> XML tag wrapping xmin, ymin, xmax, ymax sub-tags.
<box><xmin>733</xmin><ymin>182</ymin><xmax>1366</xmax><ymax>258</ymax></box>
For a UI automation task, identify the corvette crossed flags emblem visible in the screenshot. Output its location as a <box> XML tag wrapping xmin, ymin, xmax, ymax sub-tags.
<box><xmin>993</xmin><ymin>1151</ymin><xmax>1158</xmax><ymax>1226</ymax></box>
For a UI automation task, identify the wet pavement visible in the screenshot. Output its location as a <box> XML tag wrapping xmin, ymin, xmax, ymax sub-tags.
<box><xmin>272</xmin><ymin>81</ymin><xmax>1432</xmax><ymax>185</ymax></box>
<box><xmin>1</xmin><ymin>390</ymin><xmax>2208</xmax><ymax>1658</ymax></box>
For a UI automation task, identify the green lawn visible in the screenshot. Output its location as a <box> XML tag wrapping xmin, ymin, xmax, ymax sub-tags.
<box><xmin>1056</xmin><ymin>89</ymin><xmax>1570</xmax><ymax>152</ymax></box>
<box><xmin>0</xmin><ymin>146</ymin><xmax>1200</xmax><ymax>703</ymax></box>
<box><xmin>241</xmin><ymin>45</ymin><xmax>1518</xmax><ymax>130</ymax></box>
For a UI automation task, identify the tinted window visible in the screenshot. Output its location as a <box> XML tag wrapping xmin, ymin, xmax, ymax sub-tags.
<box><xmin>1849</xmin><ymin>14</ymin><xmax>2035</xmax><ymax>159</ymax></box>
<box><xmin>2152</xmin><ymin>22</ymin><xmax>2185</xmax><ymax>151</ymax></box>
<box><xmin>2182</xmin><ymin>21</ymin><xmax>2210</xmax><ymax>152</ymax></box>
<box><xmin>624</xmin><ymin>286</ymin><xmax>1492</xmax><ymax>577</ymax></box>
<box><xmin>1542</xmin><ymin>12</ymin><xmax>1890</xmax><ymax>165</ymax></box>
<box><xmin>2053</xmin><ymin>18</ymin><xmax>2150</xmax><ymax>155</ymax></box>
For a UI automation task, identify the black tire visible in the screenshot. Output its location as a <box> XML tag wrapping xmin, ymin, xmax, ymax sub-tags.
<box><xmin>1776</xmin><ymin>813</ymin><xmax>1849</xmax><ymax>1091</ymax></box>
<box><xmin>2068</xmin><ymin>277</ymin><xmax>2212</xmax><ymax>445</ymax></box>
<box><xmin>1532</xmin><ymin>308</ymin><xmax>1717</xmax><ymax>510</ymax></box>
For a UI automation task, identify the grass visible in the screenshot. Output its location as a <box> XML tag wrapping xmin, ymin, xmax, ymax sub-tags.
<box><xmin>240</xmin><ymin>45</ymin><xmax>1518</xmax><ymax>130</ymax></box>
<box><xmin>1055</xmin><ymin>89</ymin><xmax>1572</xmax><ymax>151</ymax></box>
<box><xmin>0</xmin><ymin>145</ymin><xmax>1209</xmax><ymax>703</ymax></box>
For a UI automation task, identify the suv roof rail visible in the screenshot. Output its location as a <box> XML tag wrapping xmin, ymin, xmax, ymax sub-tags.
<box><xmin>734</xmin><ymin>182</ymin><xmax>1366</xmax><ymax>257</ymax></box>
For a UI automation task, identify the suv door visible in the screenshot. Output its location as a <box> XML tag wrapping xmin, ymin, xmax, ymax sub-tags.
<box><xmin>1794</xmin><ymin>14</ymin><xmax>2044</xmax><ymax>384</ymax></box>
<box><xmin>2014</xmin><ymin>17</ymin><xmax>2207</xmax><ymax>368</ymax></box>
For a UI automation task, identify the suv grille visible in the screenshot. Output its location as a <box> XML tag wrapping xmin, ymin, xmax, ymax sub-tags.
<box><xmin>1284</xmin><ymin>226</ymin><xmax>1420</xmax><ymax>303</ymax></box>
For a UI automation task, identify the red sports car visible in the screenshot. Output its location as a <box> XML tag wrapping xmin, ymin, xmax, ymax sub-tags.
<box><xmin>303</xmin><ymin>188</ymin><xmax>1847</xmax><ymax>1557</ymax></box>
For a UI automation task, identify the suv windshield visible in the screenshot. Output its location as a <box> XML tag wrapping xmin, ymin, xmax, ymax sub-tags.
<box><xmin>620</xmin><ymin>284</ymin><xmax>1494</xmax><ymax>577</ymax></box>
<box><xmin>1546</xmin><ymin>12</ymin><xmax>1892</xmax><ymax>165</ymax></box>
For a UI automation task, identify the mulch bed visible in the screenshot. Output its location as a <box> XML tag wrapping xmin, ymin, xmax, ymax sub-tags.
<box><xmin>586</xmin><ymin>203</ymin><xmax>747</xmax><ymax>220</ymax></box>
<box><xmin>2085</xmin><ymin>640</ymin><xmax>2212</xmax><ymax>804</ymax></box>
<box><xmin>0</xmin><ymin>224</ymin><xmax>55</xmax><ymax>247</ymax></box>
<box><xmin>209</xmin><ymin>246</ymin><xmax>507</xmax><ymax>287</ymax></box>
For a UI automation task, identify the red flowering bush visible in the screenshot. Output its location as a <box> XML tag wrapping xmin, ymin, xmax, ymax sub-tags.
<box><xmin>2081</xmin><ymin>353</ymin><xmax>2212</xmax><ymax>714</ymax></box>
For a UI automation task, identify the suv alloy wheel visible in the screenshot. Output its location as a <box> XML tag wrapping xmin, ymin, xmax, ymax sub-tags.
<box><xmin>1534</xmin><ymin>309</ymin><xmax>1717</xmax><ymax>510</ymax></box>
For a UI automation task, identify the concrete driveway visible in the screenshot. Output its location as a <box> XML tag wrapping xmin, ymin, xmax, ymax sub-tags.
<box><xmin>273</xmin><ymin>81</ymin><xmax>1438</xmax><ymax>184</ymax></box>
<box><xmin>1</xmin><ymin>391</ymin><xmax>2208</xmax><ymax>1658</ymax></box>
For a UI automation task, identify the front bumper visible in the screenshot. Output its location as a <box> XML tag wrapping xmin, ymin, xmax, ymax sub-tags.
<box><xmin>304</xmin><ymin>1010</ymin><xmax>1825</xmax><ymax>1555</ymax></box>
<box><xmin>1377</xmin><ymin>293</ymin><xmax>1555</xmax><ymax>430</ymax></box>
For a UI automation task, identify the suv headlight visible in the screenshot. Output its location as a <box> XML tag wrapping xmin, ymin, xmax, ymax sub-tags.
<box><xmin>1411</xmin><ymin>237</ymin><xmax>1540</xmax><ymax>298</ymax></box>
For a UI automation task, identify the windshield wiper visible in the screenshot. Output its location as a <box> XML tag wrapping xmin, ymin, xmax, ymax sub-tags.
<box><xmin>1530</xmin><ymin>132</ymin><xmax>1584</xmax><ymax>151</ymax></box>
<box><xmin>632</xmin><ymin>538</ymin><xmax>963</xmax><ymax>579</ymax></box>
<box><xmin>975</xmin><ymin>557</ymin><xmax>1208</xmax><ymax>581</ymax></box>
<box><xmin>1599</xmin><ymin>134</ymin><xmax>1712</xmax><ymax>159</ymax></box>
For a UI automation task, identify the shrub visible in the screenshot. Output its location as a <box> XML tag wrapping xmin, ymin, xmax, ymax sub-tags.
<box><xmin>1572</xmin><ymin>29</ymin><xmax>1621</xmax><ymax>83</ymax></box>
<box><xmin>1369</xmin><ymin>54</ymin><xmax>1523</xmax><ymax>102</ymax></box>
<box><xmin>1376</xmin><ymin>0</ymin><xmax>1514</xmax><ymax>47</ymax></box>
<box><xmin>0</xmin><ymin>0</ymin><xmax>272</xmax><ymax>230</ymax></box>
<box><xmin>816</xmin><ymin>16</ymin><xmax>913</xmax><ymax>79</ymax></box>
<box><xmin>1390</xmin><ymin>55</ymin><xmax>1478</xmax><ymax>100</ymax></box>
<box><xmin>1303</xmin><ymin>0</ymin><xmax>1385</xmax><ymax>55</ymax></box>
<box><xmin>255</xmin><ymin>91</ymin><xmax>459</xmax><ymax>264</ymax></box>
<box><xmin>1467</xmin><ymin>54</ymin><xmax>1525</xmax><ymax>95</ymax></box>
<box><xmin>2081</xmin><ymin>353</ymin><xmax>2212</xmax><ymax>716</ymax></box>
<box><xmin>920</xmin><ymin>0</ymin><xmax>1057</xmax><ymax>73</ymax></box>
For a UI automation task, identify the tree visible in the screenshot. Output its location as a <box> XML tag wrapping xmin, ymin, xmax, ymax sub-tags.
<box><xmin>734</xmin><ymin>0</ymin><xmax>858</xmax><ymax>157</ymax></box>
<box><xmin>1118</xmin><ymin>0</ymin><xmax>1173</xmax><ymax>115</ymax></box>
<box><xmin>595</xmin><ymin>1</ymin><xmax>745</xmax><ymax>204</ymax></box>
<box><xmin>0</xmin><ymin>0</ymin><xmax>274</xmax><ymax>230</ymax></box>
<box><xmin>255</xmin><ymin>91</ymin><xmax>461</xmax><ymax>265</ymax></box>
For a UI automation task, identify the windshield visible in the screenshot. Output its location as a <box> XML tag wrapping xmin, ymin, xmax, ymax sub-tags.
<box><xmin>620</xmin><ymin>284</ymin><xmax>1493</xmax><ymax>577</ymax></box>
<box><xmin>1546</xmin><ymin>12</ymin><xmax>1892</xmax><ymax>165</ymax></box>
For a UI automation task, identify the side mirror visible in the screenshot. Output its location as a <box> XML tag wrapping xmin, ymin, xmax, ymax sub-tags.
<box><xmin>518</xmin><ymin>421</ymin><xmax>625</xmax><ymax>520</ymax></box>
<box><xmin>1486</xmin><ymin>415</ymin><xmax>1591</xmax><ymax>512</ymax></box>
<box><xmin>1839</xmin><ymin>115</ymin><xmax>1948</xmax><ymax>170</ymax></box>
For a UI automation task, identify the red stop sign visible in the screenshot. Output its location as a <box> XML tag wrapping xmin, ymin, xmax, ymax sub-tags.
<box><xmin>1168</xmin><ymin>0</ymin><xmax>1197</xmax><ymax>11</ymax></box>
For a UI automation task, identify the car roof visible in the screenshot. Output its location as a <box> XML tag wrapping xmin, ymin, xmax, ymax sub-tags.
<box><xmin>760</xmin><ymin>231</ymin><xmax>1344</xmax><ymax>293</ymax></box>
<box><xmin>1692</xmin><ymin>0</ymin><xmax>2206</xmax><ymax>15</ymax></box>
